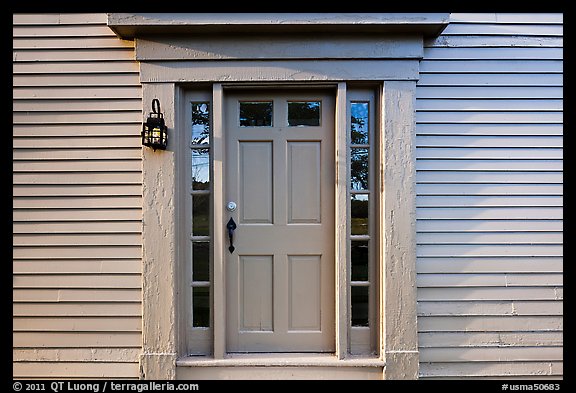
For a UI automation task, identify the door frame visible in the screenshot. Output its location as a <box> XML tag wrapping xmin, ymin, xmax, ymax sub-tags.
<box><xmin>139</xmin><ymin>79</ymin><xmax>418</xmax><ymax>379</ymax></box>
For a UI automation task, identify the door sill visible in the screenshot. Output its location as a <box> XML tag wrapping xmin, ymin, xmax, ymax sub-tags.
<box><xmin>178</xmin><ymin>353</ymin><xmax>384</xmax><ymax>367</ymax></box>
<box><xmin>176</xmin><ymin>353</ymin><xmax>385</xmax><ymax>380</ymax></box>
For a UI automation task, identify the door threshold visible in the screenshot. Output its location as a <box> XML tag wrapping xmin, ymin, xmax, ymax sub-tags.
<box><xmin>177</xmin><ymin>353</ymin><xmax>385</xmax><ymax>368</ymax></box>
<box><xmin>176</xmin><ymin>353</ymin><xmax>385</xmax><ymax>380</ymax></box>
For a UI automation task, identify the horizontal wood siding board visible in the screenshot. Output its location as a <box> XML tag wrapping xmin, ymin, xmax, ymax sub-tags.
<box><xmin>416</xmin><ymin>14</ymin><xmax>562</xmax><ymax>381</ymax></box>
<box><xmin>13</xmin><ymin>288</ymin><xmax>141</xmax><ymax>302</ymax></box>
<box><xmin>14</xmin><ymin>303</ymin><xmax>142</xmax><ymax>317</ymax></box>
<box><xmin>419</xmin><ymin>60</ymin><xmax>563</xmax><ymax>74</ymax></box>
<box><xmin>13</xmin><ymin>136</ymin><xmax>142</xmax><ymax>149</ymax></box>
<box><xmin>416</xmin><ymin>99</ymin><xmax>563</xmax><ymax>112</ymax></box>
<box><xmin>418</xmin><ymin>73</ymin><xmax>563</xmax><ymax>86</ymax></box>
<box><xmin>13</xmin><ymin>348</ymin><xmax>141</xmax><ymax>363</ymax></box>
<box><xmin>418</xmin><ymin>316</ymin><xmax>563</xmax><ymax>332</ymax></box>
<box><xmin>418</xmin><ymin>300</ymin><xmax>563</xmax><ymax>317</ymax></box>
<box><xmin>416</xmin><ymin>86</ymin><xmax>563</xmax><ymax>99</ymax></box>
<box><xmin>13</xmin><ymin>260</ymin><xmax>142</xmax><ymax>274</ymax></box>
<box><xmin>416</xmin><ymin>160</ymin><xmax>563</xmax><ymax>171</ymax></box>
<box><xmin>13</xmin><ymin>160</ymin><xmax>142</xmax><ymax>172</ymax></box>
<box><xmin>13</xmin><ymin>274</ymin><xmax>142</xmax><ymax>288</ymax></box>
<box><xmin>419</xmin><ymin>346</ymin><xmax>563</xmax><ymax>362</ymax></box>
<box><xmin>13</xmin><ymin>245</ymin><xmax>142</xmax><ymax>259</ymax></box>
<box><xmin>13</xmin><ymin>37</ymin><xmax>134</xmax><ymax>49</ymax></box>
<box><xmin>14</xmin><ymin>332</ymin><xmax>141</xmax><ymax>348</ymax></box>
<box><xmin>419</xmin><ymin>361</ymin><xmax>562</xmax><ymax>378</ymax></box>
<box><xmin>13</xmin><ymin>98</ymin><xmax>142</xmax><ymax>111</ymax></box>
<box><xmin>13</xmin><ymin>314</ymin><xmax>142</xmax><ymax>330</ymax></box>
<box><xmin>13</xmin><ymin>233</ymin><xmax>142</xmax><ymax>246</ymax></box>
<box><xmin>13</xmin><ymin>148</ymin><xmax>142</xmax><ymax>160</ymax></box>
<box><xmin>14</xmin><ymin>86</ymin><xmax>142</xmax><ymax>100</ymax></box>
<box><xmin>417</xmin><ymin>258</ymin><xmax>563</xmax><ymax>274</ymax></box>
<box><xmin>13</xmin><ymin>25</ymin><xmax>118</xmax><ymax>37</ymax></box>
<box><xmin>14</xmin><ymin>61</ymin><xmax>140</xmax><ymax>75</ymax></box>
<box><xmin>418</xmin><ymin>331</ymin><xmax>563</xmax><ymax>348</ymax></box>
<box><xmin>417</xmin><ymin>124</ymin><xmax>563</xmax><ymax>136</ymax></box>
<box><xmin>12</xmin><ymin>14</ymin><xmax>141</xmax><ymax>379</ymax></box>
<box><xmin>13</xmin><ymin>124</ymin><xmax>142</xmax><ymax>137</ymax></box>
<box><xmin>416</xmin><ymin>195</ymin><xmax>563</xmax><ymax>207</ymax></box>
<box><xmin>13</xmin><ymin>185</ymin><xmax>142</xmax><ymax>197</ymax></box>
<box><xmin>418</xmin><ymin>287</ymin><xmax>562</xmax><ymax>301</ymax></box>
<box><xmin>13</xmin><ymin>196</ymin><xmax>143</xmax><ymax>209</ymax></box>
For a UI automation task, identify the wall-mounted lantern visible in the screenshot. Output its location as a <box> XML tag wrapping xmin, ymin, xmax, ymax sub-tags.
<box><xmin>142</xmin><ymin>98</ymin><xmax>167</xmax><ymax>150</ymax></box>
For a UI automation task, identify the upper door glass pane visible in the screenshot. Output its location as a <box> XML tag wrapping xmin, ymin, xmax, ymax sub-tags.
<box><xmin>351</xmin><ymin>102</ymin><xmax>369</xmax><ymax>144</ymax></box>
<box><xmin>192</xmin><ymin>102</ymin><xmax>210</xmax><ymax>145</ymax></box>
<box><xmin>240</xmin><ymin>101</ymin><xmax>273</xmax><ymax>127</ymax></box>
<box><xmin>288</xmin><ymin>101</ymin><xmax>321</xmax><ymax>126</ymax></box>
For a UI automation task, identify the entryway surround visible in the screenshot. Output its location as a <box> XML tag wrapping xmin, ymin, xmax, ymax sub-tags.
<box><xmin>108</xmin><ymin>13</ymin><xmax>449</xmax><ymax>380</ymax></box>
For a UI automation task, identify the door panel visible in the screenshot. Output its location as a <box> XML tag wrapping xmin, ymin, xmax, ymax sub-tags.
<box><xmin>226</xmin><ymin>89</ymin><xmax>335</xmax><ymax>352</ymax></box>
<box><xmin>239</xmin><ymin>255</ymin><xmax>274</xmax><ymax>332</ymax></box>
<box><xmin>287</xmin><ymin>142</ymin><xmax>321</xmax><ymax>223</ymax></box>
<box><xmin>239</xmin><ymin>142</ymin><xmax>273</xmax><ymax>223</ymax></box>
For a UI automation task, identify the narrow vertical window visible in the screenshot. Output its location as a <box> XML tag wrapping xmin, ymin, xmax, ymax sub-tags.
<box><xmin>189</xmin><ymin>100</ymin><xmax>212</xmax><ymax>354</ymax></box>
<box><xmin>348</xmin><ymin>95</ymin><xmax>376</xmax><ymax>355</ymax></box>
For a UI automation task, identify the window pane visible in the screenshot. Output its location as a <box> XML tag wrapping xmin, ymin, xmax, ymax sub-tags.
<box><xmin>192</xmin><ymin>242</ymin><xmax>210</xmax><ymax>282</ymax></box>
<box><xmin>240</xmin><ymin>101</ymin><xmax>273</xmax><ymax>127</ymax></box>
<box><xmin>192</xmin><ymin>149</ymin><xmax>210</xmax><ymax>190</ymax></box>
<box><xmin>192</xmin><ymin>102</ymin><xmax>210</xmax><ymax>145</ymax></box>
<box><xmin>288</xmin><ymin>101</ymin><xmax>321</xmax><ymax>126</ymax></box>
<box><xmin>192</xmin><ymin>287</ymin><xmax>210</xmax><ymax>327</ymax></box>
<box><xmin>351</xmin><ymin>240</ymin><xmax>369</xmax><ymax>281</ymax></box>
<box><xmin>351</xmin><ymin>102</ymin><xmax>369</xmax><ymax>144</ymax></box>
<box><xmin>351</xmin><ymin>286</ymin><xmax>369</xmax><ymax>327</ymax></box>
<box><xmin>351</xmin><ymin>194</ymin><xmax>369</xmax><ymax>236</ymax></box>
<box><xmin>192</xmin><ymin>194</ymin><xmax>210</xmax><ymax>236</ymax></box>
<box><xmin>351</xmin><ymin>148</ymin><xmax>369</xmax><ymax>190</ymax></box>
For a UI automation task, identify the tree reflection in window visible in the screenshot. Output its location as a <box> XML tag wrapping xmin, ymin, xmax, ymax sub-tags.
<box><xmin>288</xmin><ymin>101</ymin><xmax>321</xmax><ymax>126</ymax></box>
<box><xmin>351</xmin><ymin>148</ymin><xmax>369</xmax><ymax>190</ymax></box>
<box><xmin>191</xmin><ymin>102</ymin><xmax>210</xmax><ymax>191</ymax></box>
<box><xmin>192</xmin><ymin>102</ymin><xmax>210</xmax><ymax>145</ymax></box>
<box><xmin>351</xmin><ymin>102</ymin><xmax>369</xmax><ymax>144</ymax></box>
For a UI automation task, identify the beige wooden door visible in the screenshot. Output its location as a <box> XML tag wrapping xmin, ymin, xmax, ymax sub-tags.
<box><xmin>225</xmin><ymin>89</ymin><xmax>335</xmax><ymax>352</ymax></box>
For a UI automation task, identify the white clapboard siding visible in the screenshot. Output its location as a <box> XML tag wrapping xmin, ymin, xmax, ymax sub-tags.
<box><xmin>12</xmin><ymin>14</ymin><xmax>142</xmax><ymax>379</ymax></box>
<box><xmin>416</xmin><ymin>13</ymin><xmax>563</xmax><ymax>379</ymax></box>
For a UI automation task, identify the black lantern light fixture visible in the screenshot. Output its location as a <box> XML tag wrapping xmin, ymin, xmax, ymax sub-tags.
<box><xmin>142</xmin><ymin>98</ymin><xmax>168</xmax><ymax>150</ymax></box>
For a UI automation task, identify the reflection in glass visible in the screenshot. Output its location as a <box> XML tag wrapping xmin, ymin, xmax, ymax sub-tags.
<box><xmin>351</xmin><ymin>148</ymin><xmax>369</xmax><ymax>190</ymax></box>
<box><xmin>351</xmin><ymin>194</ymin><xmax>369</xmax><ymax>236</ymax></box>
<box><xmin>351</xmin><ymin>240</ymin><xmax>369</xmax><ymax>281</ymax></box>
<box><xmin>192</xmin><ymin>287</ymin><xmax>210</xmax><ymax>327</ymax></box>
<box><xmin>192</xmin><ymin>102</ymin><xmax>210</xmax><ymax>145</ymax></box>
<box><xmin>192</xmin><ymin>194</ymin><xmax>210</xmax><ymax>236</ymax></box>
<box><xmin>288</xmin><ymin>101</ymin><xmax>321</xmax><ymax>126</ymax></box>
<box><xmin>240</xmin><ymin>101</ymin><xmax>273</xmax><ymax>127</ymax></box>
<box><xmin>351</xmin><ymin>286</ymin><xmax>369</xmax><ymax>327</ymax></box>
<box><xmin>192</xmin><ymin>149</ymin><xmax>210</xmax><ymax>190</ymax></box>
<box><xmin>192</xmin><ymin>242</ymin><xmax>210</xmax><ymax>282</ymax></box>
<box><xmin>351</xmin><ymin>102</ymin><xmax>369</xmax><ymax>144</ymax></box>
